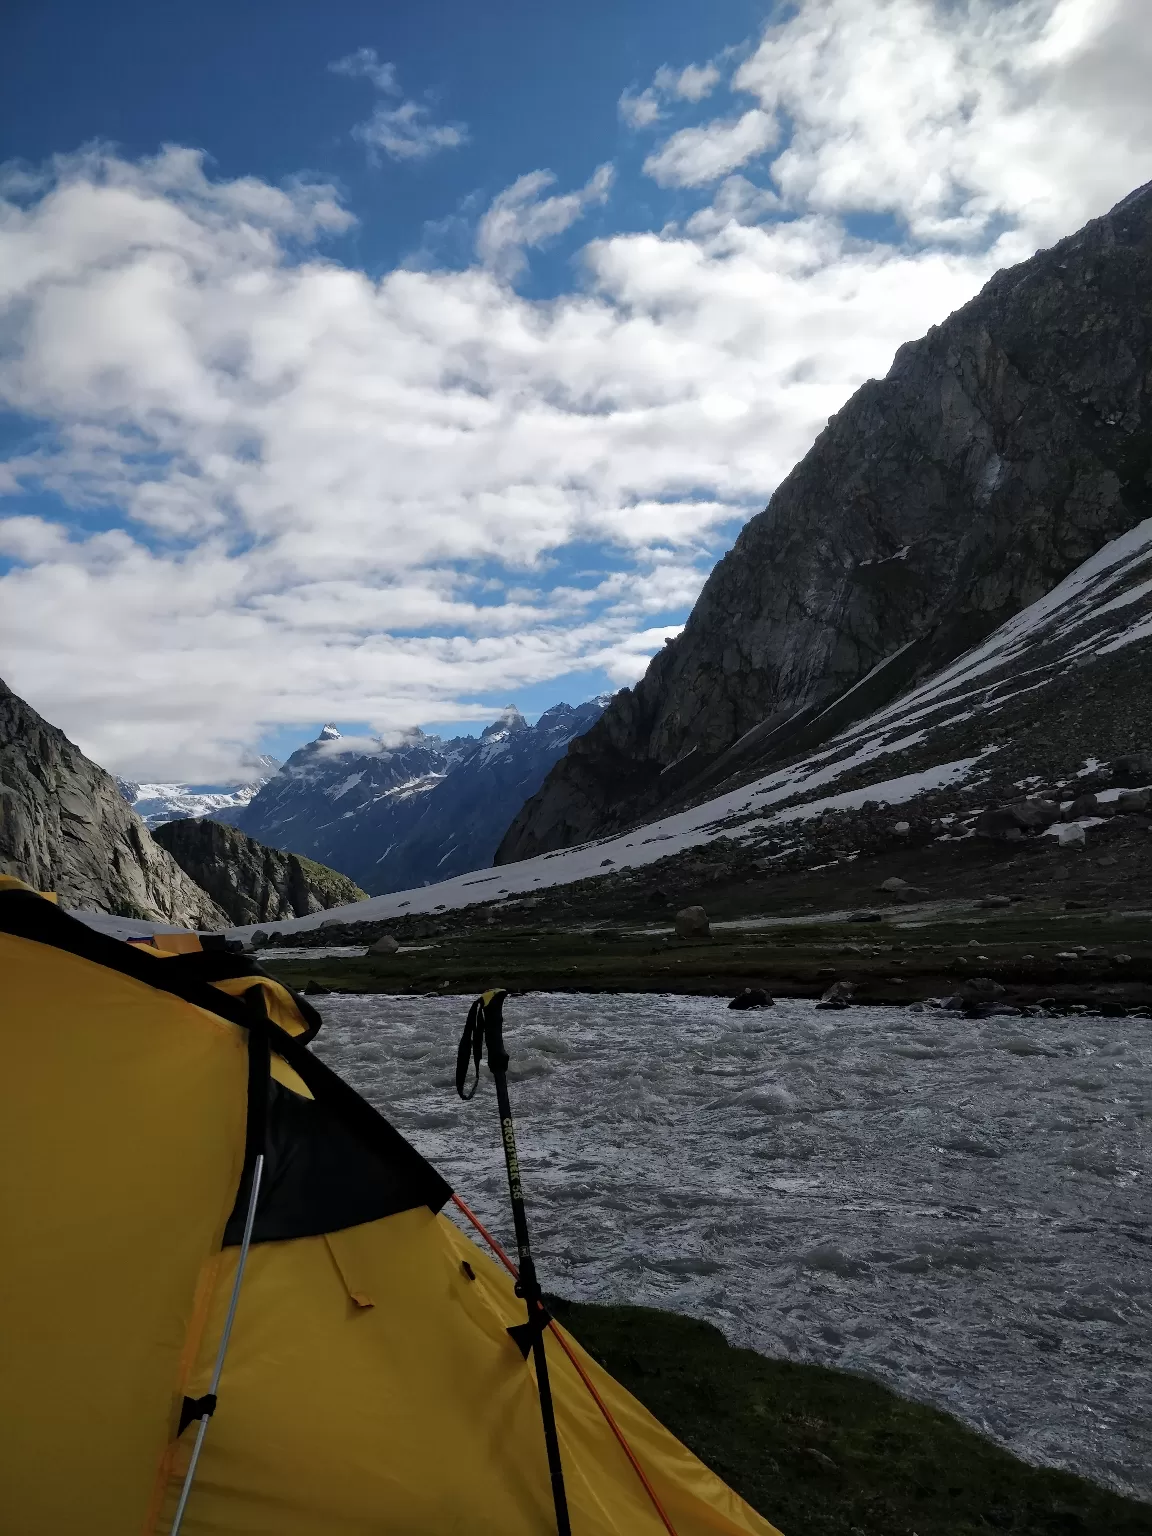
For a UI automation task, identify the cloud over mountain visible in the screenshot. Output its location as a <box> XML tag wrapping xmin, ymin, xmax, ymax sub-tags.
<box><xmin>1</xmin><ymin>0</ymin><xmax>1149</xmax><ymax>782</ymax></box>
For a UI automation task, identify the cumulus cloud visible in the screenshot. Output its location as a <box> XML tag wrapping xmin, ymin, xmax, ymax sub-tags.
<box><xmin>618</xmin><ymin>88</ymin><xmax>662</xmax><ymax>130</ymax></box>
<box><xmin>619</xmin><ymin>57</ymin><xmax>723</xmax><ymax>129</ymax></box>
<box><xmin>2</xmin><ymin>0</ymin><xmax>1151</xmax><ymax>779</ymax></box>
<box><xmin>329</xmin><ymin>46</ymin><xmax>468</xmax><ymax>164</ymax></box>
<box><xmin>644</xmin><ymin>0</ymin><xmax>1152</xmax><ymax>245</ymax></box>
<box><xmin>476</xmin><ymin>163</ymin><xmax>614</xmax><ymax>280</ymax></box>
<box><xmin>655</xmin><ymin>62</ymin><xmax>722</xmax><ymax>102</ymax></box>
<box><xmin>643</xmin><ymin>110</ymin><xmax>779</xmax><ymax>188</ymax></box>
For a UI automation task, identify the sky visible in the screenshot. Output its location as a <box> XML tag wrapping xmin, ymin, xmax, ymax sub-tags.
<box><xmin>1</xmin><ymin>0</ymin><xmax>1150</xmax><ymax>782</ymax></box>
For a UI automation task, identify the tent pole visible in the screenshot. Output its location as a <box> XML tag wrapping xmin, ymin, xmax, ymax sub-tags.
<box><xmin>169</xmin><ymin>1149</ymin><xmax>265</xmax><ymax>1536</ymax></box>
<box><xmin>457</xmin><ymin>992</ymin><xmax>571</xmax><ymax>1536</ymax></box>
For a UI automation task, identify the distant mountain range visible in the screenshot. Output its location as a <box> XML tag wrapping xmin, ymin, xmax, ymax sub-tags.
<box><xmin>226</xmin><ymin>700</ymin><xmax>609</xmax><ymax>895</ymax></box>
<box><xmin>117</xmin><ymin>762</ymin><xmax>280</xmax><ymax>828</ymax></box>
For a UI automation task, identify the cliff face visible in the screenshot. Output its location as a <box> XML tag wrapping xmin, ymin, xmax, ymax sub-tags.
<box><xmin>0</xmin><ymin>676</ymin><xmax>228</xmax><ymax>926</ymax></box>
<box><xmin>152</xmin><ymin>817</ymin><xmax>366</xmax><ymax>927</ymax></box>
<box><xmin>498</xmin><ymin>181</ymin><xmax>1152</xmax><ymax>863</ymax></box>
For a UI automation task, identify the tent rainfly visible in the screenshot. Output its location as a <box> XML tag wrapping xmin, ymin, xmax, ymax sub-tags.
<box><xmin>0</xmin><ymin>876</ymin><xmax>781</xmax><ymax>1536</ymax></box>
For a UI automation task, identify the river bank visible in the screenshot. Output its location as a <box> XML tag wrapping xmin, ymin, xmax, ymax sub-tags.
<box><xmin>260</xmin><ymin>903</ymin><xmax>1152</xmax><ymax>1011</ymax></box>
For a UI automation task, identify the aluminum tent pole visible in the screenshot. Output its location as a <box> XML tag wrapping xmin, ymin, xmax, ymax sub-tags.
<box><xmin>169</xmin><ymin>1149</ymin><xmax>264</xmax><ymax>1535</ymax></box>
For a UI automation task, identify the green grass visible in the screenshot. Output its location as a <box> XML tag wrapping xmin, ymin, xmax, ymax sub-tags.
<box><xmin>552</xmin><ymin>1300</ymin><xmax>1152</xmax><ymax>1536</ymax></box>
<box><xmin>261</xmin><ymin>910</ymin><xmax>1152</xmax><ymax>1006</ymax></box>
<box><xmin>293</xmin><ymin>853</ymin><xmax>366</xmax><ymax>904</ymax></box>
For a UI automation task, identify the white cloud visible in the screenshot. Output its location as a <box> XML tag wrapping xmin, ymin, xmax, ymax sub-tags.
<box><xmin>618</xmin><ymin>88</ymin><xmax>662</xmax><ymax>130</ymax></box>
<box><xmin>655</xmin><ymin>62</ymin><xmax>722</xmax><ymax>103</ymax></box>
<box><xmin>475</xmin><ymin>163</ymin><xmax>614</xmax><ymax>281</ymax></box>
<box><xmin>329</xmin><ymin>47</ymin><xmax>468</xmax><ymax>165</ymax></box>
<box><xmin>2</xmin><ymin>1</ymin><xmax>1151</xmax><ymax>779</ymax></box>
<box><xmin>725</xmin><ymin>0</ymin><xmax>1152</xmax><ymax>244</ymax></box>
<box><xmin>356</xmin><ymin>101</ymin><xmax>469</xmax><ymax>163</ymax></box>
<box><xmin>643</xmin><ymin>110</ymin><xmax>779</xmax><ymax>188</ymax></box>
<box><xmin>619</xmin><ymin>57</ymin><xmax>723</xmax><ymax>129</ymax></box>
<box><xmin>328</xmin><ymin>46</ymin><xmax>399</xmax><ymax>94</ymax></box>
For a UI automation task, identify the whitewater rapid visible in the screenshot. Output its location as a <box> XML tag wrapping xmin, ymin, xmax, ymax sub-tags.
<box><xmin>311</xmin><ymin>993</ymin><xmax>1152</xmax><ymax>1498</ymax></box>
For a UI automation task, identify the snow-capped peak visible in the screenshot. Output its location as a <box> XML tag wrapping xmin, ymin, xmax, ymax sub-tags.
<box><xmin>482</xmin><ymin>705</ymin><xmax>528</xmax><ymax>739</ymax></box>
<box><xmin>317</xmin><ymin>723</ymin><xmax>342</xmax><ymax>742</ymax></box>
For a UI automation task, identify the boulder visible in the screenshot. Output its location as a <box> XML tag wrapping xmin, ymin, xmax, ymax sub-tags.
<box><xmin>1057</xmin><ymin>823</ymin><xmax>1086</xmax><ymax>849</ymax></box>
<box><xmin>250</xmin><ymin>929</ymin><xmax>269</xmax><ymax>947</ymax></box>
<box><xmin>728</xmin><ymin>987</ymin><xmax>774</xmax><ymax>1010</ymax></box>
<box><xmin>1111</xmin><ymin>752</ymin><xmax>1152</xmax><ymax>785</ymax></box>
<box><xmin>302</xmin><ymin>979</ymin><xmax>329</xmax><ymax>995</ymax></box>
<box><xmin>368</xmin><ymin>933</ymin><xmax>401</xmax><ymax>956</ymax></box>
<box><xmin>1062</xmin><ymin>793</ymin><xmax>1101</xmax><ymax>820</ymax></box>
<box><xmin>1116</xmin><ymin>789</ymin><xmax>1151</xmax><ymax>813</ymax></box>
<box><xmin>975</xmin><ymin>799</ymin><xmax>1060</xmax><ymax>840</ymax></box>
<box><xmin>817</xmin><ymin>979</ymin><xmax>854</xmax><ymax>1009</ymax></box>
<box><xmin>848</xmin><ymin>911</ymin><xmax>883</xmax><ymax>923</ymax></box>
<box><xmin>964</xmin><ymin>977</ymin><xmax>1006</xmax><ymax>999</ymax></box>
<box><xmin>879</xmin><ymin>876</ymin><xmax>929</xmax><ymax>901</ymax></box>
<box><xmin>674</xmin><ymin>906</ymin><xmax>710</xmax><ymax>939</ymax></box>
<box><xmin>978</xmin><ymin>895</ymin><xmax>1012</xmax><ymax>908</ymax></box>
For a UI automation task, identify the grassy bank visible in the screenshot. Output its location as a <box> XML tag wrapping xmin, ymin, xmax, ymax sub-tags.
<box><xmin>261</xmin><ymin>907</ymin><xmax>1152</xmax><ymax>1007</ymax></box>
<box><xmin>553</xmin><ymin>1300</ymin><xmax>1152</xmax><ymax>1535</ymax></box>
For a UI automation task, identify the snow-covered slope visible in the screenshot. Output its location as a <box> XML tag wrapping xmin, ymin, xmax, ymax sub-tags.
<box><xmin>221</xmin><ymin>516</ymin><xmax>1152</xmax><ymax>938</ymax></box>
<box><xmin>118</xmin><ymin>760</ymin><xmax>279</xmax><ymax>828</ymax></box>
<box><xmin>230</xmin><ymin>700</ymin><xmax>609</xmax><ymax>895</ymax></box>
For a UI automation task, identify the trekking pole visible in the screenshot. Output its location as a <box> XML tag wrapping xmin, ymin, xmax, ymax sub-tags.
<box><xmin>457</xmin><ymin>990</ymin><xmax>571</xmax><ymax>1536</ymax></box>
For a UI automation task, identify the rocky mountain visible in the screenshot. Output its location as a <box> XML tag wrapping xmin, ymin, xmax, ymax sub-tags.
<box><xmin>117</xmin><ymin>762</ymin><xmax>279</xmax><ymax>828</ymax></box>
<box><xmin>0</xmin><ymin>676</ymin><xmax>228</xmax><ymax>926</ymax></box>
<box><xmin>232</xmin><ymin>700</ymin><xmax>608</xmax><ymax>895</ymax></box>
<box><xmin>499</xmin><ymin>179</ymin><xmax>1152</xmax><ymax>863</ymax></box>
<box><xmin>234</xmin><ymin>510</ymin><xmax>1152</xmax><ymax>941</ymax></box>
<box><xmin>152</xmin><ymin>818</ymin><xmax>366</xmax><ymax>926</ymax></box>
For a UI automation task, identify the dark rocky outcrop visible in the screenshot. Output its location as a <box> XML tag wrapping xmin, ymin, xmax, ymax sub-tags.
<box><xmin>499</xmin><ymin>181</ymin><xmax>1152</xmax><ymax>861</ymax></box>
<box><xmin>0</xmin><ymin>675</ymin><xmax>228</xmax><ymax>926</ymax></box>
<box><xmin>152</xmin><ymin>818</ymin><xmax>366</xmax><ymax>927</ymax></box>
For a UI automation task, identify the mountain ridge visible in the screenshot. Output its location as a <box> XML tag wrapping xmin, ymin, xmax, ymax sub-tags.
<box><xmin>0</xmin><ymin>675</ymin><xmax>229</xmax><ymax>926</ymax></box>
<box><xmin>497</xmin><ymin>179</ymin><xmax>1152</xmax><ymax>862</ymax></box>
<box><xmin>152</xmin><ymin>817</ymin><xmax>366</xmax><ymax>926</ymax></box>
<box><xmin>201</xmin><ymin>510</ymin><xmax>1152</xmax><ymax>942</ymax></box>
<box><xmin>232</xmin><ymin>697</ymin><xmax>609</xmax><ymax>894</ymax></box>
<box><xmin>117</xmin><ymin>761</ymin><xmax>280</xmax><ymax>828</ymax></box>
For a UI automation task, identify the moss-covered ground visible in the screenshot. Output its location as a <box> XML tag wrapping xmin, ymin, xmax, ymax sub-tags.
<box><xmin>262</xmin><ymin>907</ymin><xmax>1152</xmax><ymax>1007</ymax></box>
<box><xmin>552</xmin><ymin>1300</ymin><xmax>1152</xmax><ymax>1536</ymax></box>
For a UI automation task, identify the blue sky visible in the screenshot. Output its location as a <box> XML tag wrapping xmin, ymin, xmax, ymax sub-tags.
<box><xmin>1</xmin><ymin>0</ymin><xmax>1149</xmax><ymax>780</ymax></box>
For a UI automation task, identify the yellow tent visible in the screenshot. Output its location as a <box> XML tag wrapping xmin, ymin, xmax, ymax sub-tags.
<box><xmin>0</xmin><ymin>877</ymin><xmax>780</xmax><ymax>1536</ymax></box>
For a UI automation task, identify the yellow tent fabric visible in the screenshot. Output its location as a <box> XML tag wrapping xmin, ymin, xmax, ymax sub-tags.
<box><xmin>0</xmin><ymin>911</ymin><xmax>248</xmax><ymax>1534</ymax></box>
<box><xmin>0</xmin><ymin>884</ymin><xmax>781</xmax><ymax>1536</ymax></box>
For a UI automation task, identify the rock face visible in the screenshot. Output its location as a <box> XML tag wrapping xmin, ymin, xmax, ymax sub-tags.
<box><xmin>152</xmin><ymin>818</ymin><xmax>366</xmax><ymax>927</ymax></box>
<box><xmin>234</xmin><ymin>700</ymin><xmax>608</xmax><ymax>895</ymax></box>
<box><xmin>499</xmin><ymin>181</ymin><xmax>1152</xmax><ymax>861</ymax></box>
<box><xmin>0</xmin><ymin>675</ymin><xmax>228</xmax><ymax>926</ymax></box>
